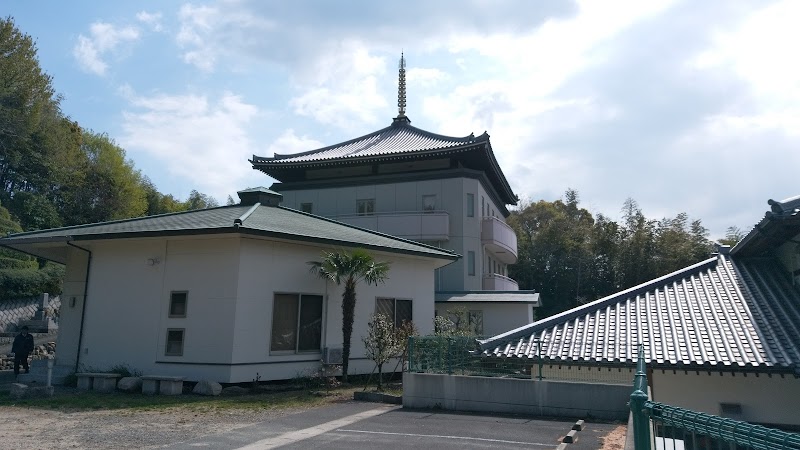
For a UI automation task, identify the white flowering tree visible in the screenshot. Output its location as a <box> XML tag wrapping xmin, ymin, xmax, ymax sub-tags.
<box><xmin>362</xmin><ymin>313</ymin><xmax>400</xmax><ymax>391</ymax></box>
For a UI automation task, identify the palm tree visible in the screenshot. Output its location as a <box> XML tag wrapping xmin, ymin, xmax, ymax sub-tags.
<box><xmin>309</xmin><ymin>249</ymin><xmax>390</xmax><ymax>382</ymax></box>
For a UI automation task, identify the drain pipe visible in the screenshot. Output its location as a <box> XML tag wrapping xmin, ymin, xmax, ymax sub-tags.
<box><xmin>67</xmin><ymin>241</ymin><xmax>92</xmax><ymax>373</ymax></box>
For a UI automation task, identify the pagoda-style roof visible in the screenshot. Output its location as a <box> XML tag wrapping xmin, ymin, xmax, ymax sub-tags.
<box><xmin>251</xmin><ymin>118</ymin><xmax>518</xmax><ymax>205</ymax></box>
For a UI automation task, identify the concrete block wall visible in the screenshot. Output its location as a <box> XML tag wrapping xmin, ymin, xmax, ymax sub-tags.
<box><xmin>403</xmin><ymin>372</ymin><xmax>630</xmax><ymax>420</ymax></box>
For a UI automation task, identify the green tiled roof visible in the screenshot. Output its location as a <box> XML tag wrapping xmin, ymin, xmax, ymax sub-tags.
<box><xmin>0</xmin><ymin>204</ymin><xmax>459</xmax><ymax>263</ymax></box>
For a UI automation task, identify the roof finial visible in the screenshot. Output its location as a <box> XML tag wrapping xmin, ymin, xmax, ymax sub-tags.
<box><xmin>397</xmin><ymin>52</ymin><xmax>407</xmax><ymax>118</ymax></box>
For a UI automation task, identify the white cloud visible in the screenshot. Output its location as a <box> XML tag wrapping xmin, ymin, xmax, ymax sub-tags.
<box><xmin>73</xmin><ymin>22</ymin><xmax>140</xmax><ymax>76</ymax></box>
<box><xmin>265</xmin><ymin>130</ymin><xmax>324</xmax><ymax>158</ymax></box>
<box><xmin>289</xmin><ymin>43</ymin><xmax>388</xmax><ymax>130</ymax></box>
<box><xmin>407</xmin><ymin>68</ymin><xmax>449</xmax><ymax>88</ymax></box>
<box><xmin>176</xmin><ymin>3</ymin><xmax>275</xmax><ymax>72</ymax></box>
<box><xmin>119</xmin><ymin>88</ymin><xmax>263</xmax><ymax>200</ymax></box>
<box><xmin>136</xmin><ymin>11</ymin><xmax>164</xmax><ymax>32</ymax></box>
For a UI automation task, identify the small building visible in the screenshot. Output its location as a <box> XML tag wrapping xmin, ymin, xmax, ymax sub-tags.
<box><xmin>479</xmin><ymin>195</ymin><xmax>800</xmax><ymax>427</ymax></box>
<box><xmin>252</xmin><ymin>54</ymin><xmax>539</xmax><ymax>331</ymax></box>
<box><xmin>0</xmin><ymin>188</ymin><xmax>457</xmax><ymax>382</ymax></box>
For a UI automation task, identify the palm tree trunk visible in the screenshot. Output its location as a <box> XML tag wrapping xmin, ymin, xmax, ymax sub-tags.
<box><xmin>341</xmin><ymin>276</ymin><xmax>357</xmax><ymax>382</ymax></box>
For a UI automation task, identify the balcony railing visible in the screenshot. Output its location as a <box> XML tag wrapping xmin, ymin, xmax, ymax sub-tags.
<box><xmin>330</xmin><ymin>210</ymin><xmax>449</xmax><ymax>242</ymax></box>
<box><xmin>482</xmin><ymin>273</ymin><xmax>519</xmax><ymax>291</ymax></box>
<box><xmin>481</xmin><ymin>216</ymin><xmax>518</xmax><ymax>264</ymax></box>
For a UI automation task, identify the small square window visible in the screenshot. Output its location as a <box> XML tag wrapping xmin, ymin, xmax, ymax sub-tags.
<box><xmin>466</xmin><ymin>193</ymin><xmax>474</xmax><ymax>217</ymax></box>
<box><xmin>467</xmin><ymin>251</ymin><xmax>475</xmax><ymax>276</ymax></box>
<box><xmin>169</xmin><ymin>292</ymin><xmax>187</xmax><ymax>318</ymax></box>
<box><xmin>357</xmin><ymin>199</ymin><xmax>375</xmax><ymax>216</ymax></box>
<box><xmin>422</xmin><ymin>195</ymin><xmax>436</xmax><ymax>212</ymax></box>
<box><xmin>165</xmin><ymin>329</ymin><xmax>184</xmax><ymax>356</ymax></box>
<box><xmin>376</xmin><ymin>297</ymin><xmax>413</xmax><ymax>327</ymax></box>
<box><xmin>300</xmin><ymin>202</ymin><xmax>313</xmax><ymax>213</ymax></box>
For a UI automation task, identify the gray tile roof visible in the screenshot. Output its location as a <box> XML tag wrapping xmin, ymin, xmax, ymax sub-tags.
<box><xmin>479</xmin><ymin>254</ymin><xmax>800</xmax><ymax>372</ymax></box>
<box><xmin>253</xmin><ymin>121</ymin><xmax>487</xmax><ymax>164</ymax></box>
<box><xmin>435</xmin><ymin>291</ymin><xmax>540</xmax><ymax>304</ymax></box>
<box><xmin>0</xmin><ymin>204</ymin><xmax>459</xmax><ymax>263</ymax></box>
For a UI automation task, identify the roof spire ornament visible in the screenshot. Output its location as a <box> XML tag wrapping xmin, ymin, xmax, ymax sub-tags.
<box><xmin>396</xmin><ymin>52</ymin><xmax>407</xmax><ymax>119</ymax></box>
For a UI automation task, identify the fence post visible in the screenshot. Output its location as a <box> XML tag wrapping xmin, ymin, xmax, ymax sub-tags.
<box><xmin>408</xmin><ymin>336</ymin><xmax>415</xmax><ymax>372</ymax></box>
<box><xmin>447</xmin><ymin>338</ymin><xmax>453</xmax><ymax>375</ymax></box>
<box><xmin>631</xmin><ymin>344</ymin><xmax>651</xmax><ymax>450</ymax></box>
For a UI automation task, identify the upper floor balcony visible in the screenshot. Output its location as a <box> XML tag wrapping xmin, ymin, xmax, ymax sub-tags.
<box><xmin>331</xmin><ymin>211</ymin><xmax>450</xmax><ymax>242</ymax></box>
<box><xmin>481</xmin><ymin>216</ymin><xmax>518</xmax><ymax>264</ymax></box>
<box><xmin>482</xmin><ymin>273</ymin><xmax>519</xmax><ymax>291</ymax></box>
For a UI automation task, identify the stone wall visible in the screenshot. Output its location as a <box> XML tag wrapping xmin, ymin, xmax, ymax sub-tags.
<box><xmin>0</xmin><ymin>340</ymin><xmax>56</xmax><ymax>371</ymax></box>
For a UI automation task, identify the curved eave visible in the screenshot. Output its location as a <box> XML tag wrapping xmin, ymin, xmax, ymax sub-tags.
<box><xmin>252</xmin><ymin>141</ymin><xmax>518</xmax><ymax>206</ymax></box>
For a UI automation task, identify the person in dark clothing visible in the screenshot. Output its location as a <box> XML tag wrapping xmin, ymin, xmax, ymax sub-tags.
<box><xmin>12</xmin><ymin>326</ymin><xmax>34</xmax><ymax>377</ymax></box>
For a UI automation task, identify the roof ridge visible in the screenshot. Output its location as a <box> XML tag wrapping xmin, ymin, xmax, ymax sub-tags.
<box><xmin>5</xmin><ymin>204</ymin><xmax>245</xmax><ymax>239</ymax></box>
<box><xmin>252</xmin><ymin>122</ymin><xmax>483</xmax><ymax>163</ymax></box>
<box><xmin>478</xmin><ymin>255</ymin><xmax>721</xmax><ymax>349</ymax></box>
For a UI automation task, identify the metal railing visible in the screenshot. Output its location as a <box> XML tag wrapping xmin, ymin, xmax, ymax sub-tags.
<box><xmin>407</xmin><ymin>336</ymin><xmax>632</xmax><ymax>383</ymax></box>
<box><xmin>630</xmin><ymin>344</ymin><xmax>800</xmax><ymax>449</ymax></box>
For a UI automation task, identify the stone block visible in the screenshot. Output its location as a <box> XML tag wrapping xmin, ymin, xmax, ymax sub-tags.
<box><xmin>77</xmin><ymin>376</ymin><xmax>92</xmax><ymax>391</ymax></box>
<box><xmin>28</xmin><ymin>386</ymin><xmax>54</xmax><ymax>398</ymax></box>
<box><xmin>159</xmin><ymin>380</ymin><xmax>183</xmax><ymax>395</ymax></box>
<box><xmin>93</xmin><ymin>377</ymin><xmax>118</xmax><ymax>393</ymax></box>
<box><xmin>563</xmin><ymin>430</ymin><xmax>579</xmax><ymax>444</ymax></box>
<box><xmin>9</xmin><ymin>383</ymin><xmax>28</xmax><ymax>399</ymax></box>
<box><xmin>572</xmin><ymin>419</ymin><xmax>585</xmax><ymax>431</ymax></box>
<box><xmin>193</xmin><ymin>380</ymin><xmax>222</xmax><ymax>396</ymax></box>
<box><xmin>141</xmin><ymin>378</ymin><xmax>159</xmax><ymax>395</ymax></box>
<box><xmin>117</xmin><ymin>377</ymin><xmax>142</xmax><ymax>392</ymax></box>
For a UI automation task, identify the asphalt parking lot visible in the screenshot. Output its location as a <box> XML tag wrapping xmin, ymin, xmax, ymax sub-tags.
<box><xmin>164</xmin><ymin>400</ymin><xmax>620</xmax><ymax>449</ymax></box>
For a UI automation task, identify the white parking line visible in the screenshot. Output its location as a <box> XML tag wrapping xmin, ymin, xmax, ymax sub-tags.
<box><xmin>234</xmin><ymin>405</ymin><xmax>399</xmax><ymax>449</ymax></box>
<box><xmin>337</xmin><ymin>429</ymin><xmax>554</xmax><ymax>446</ymax></box>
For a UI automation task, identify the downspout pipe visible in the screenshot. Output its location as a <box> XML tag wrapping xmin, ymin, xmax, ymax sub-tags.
<box><xmin>67</xmin><ymin>241</ymin><xmax>92</xmax><ymax>373</ymax></box>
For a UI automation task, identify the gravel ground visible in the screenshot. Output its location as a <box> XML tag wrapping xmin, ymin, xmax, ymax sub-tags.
<box><xmin>0</xmin><ymin>403</ymin><xmax>303</xmax><ymax>449</ymax></box>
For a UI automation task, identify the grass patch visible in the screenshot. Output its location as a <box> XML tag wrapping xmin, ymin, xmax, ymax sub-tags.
<box><xmin>0</xmin><ymin>386</ymin><xmax>354</xmax><ymax>413</ymax></box>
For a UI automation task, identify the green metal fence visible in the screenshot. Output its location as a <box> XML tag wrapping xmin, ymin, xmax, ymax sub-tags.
<box><xmin>630</xmin><ymin>345</ymin><xmax>800</xmax><ymax>450</ymax></box>
<box><xmin>407</xmin><ymin>335</ymin><xmax>629</xmax><ymax>382</ymax></box>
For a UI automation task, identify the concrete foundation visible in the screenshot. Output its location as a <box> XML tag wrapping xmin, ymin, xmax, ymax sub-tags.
<box><xmin>403</xmin><ymin>372</ymin><xmax>630</xmax><ymax>420</ymax></box>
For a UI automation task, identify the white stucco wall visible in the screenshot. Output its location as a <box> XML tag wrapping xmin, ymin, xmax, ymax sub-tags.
<box><xmin>652</xmin><ymin>370</ymin><xmax>800</xmax><ymax>427</ymax></box>
<box><xmin>59</xmin><ymin>233</ymin><xmax>446</xmax><ymax>383</ymax></box>
<box><xmin>71</xmin><ymin>236</ymin><xmax>240</xmax><ymax>380</ymax></box>
<box><xmin>232</xmin><ymin>238</ymin><xmax>439</xmax><ymax>382</ymax></box>
<box><xmin>435</xmin><ymin>302</ymin><xmax>534</xmax><ymax>337</ymax></box>
<box><xmin>55</xmin><ymin>247</ymin><xmax>90</xmax><ymax>368</ymax></box>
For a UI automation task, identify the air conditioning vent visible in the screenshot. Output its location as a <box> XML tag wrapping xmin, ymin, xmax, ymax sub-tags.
<box><xmin>720</xmin><ymin>402</ymin><xmax>743</xmax><ymax>419</ymax></box>
<box><xmin>323</xmin><ymin>347</ymin><xmax>343</xmax><ymax>365</ymax></box>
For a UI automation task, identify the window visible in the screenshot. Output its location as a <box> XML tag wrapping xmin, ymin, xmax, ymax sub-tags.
<box><xmin>481</xmin><ymin>196</ymin><xmax>485</xmax><ymax>216</ymax></box>
<box><xmin>165</xmin><ymin>329</ymin><xmax>184</xmax><ymax>356</ymax></box>
<box><xmin>422</xmin><ymin>195</ymin><xmax>436</xmax><ymax>212</ymax></box>
<box><xmin>468</xmin><ymin>310</ymin><xmax>484</xmax><ymax>335</ymax></box>
<box><xmin>467</xmin><ymin>251</ymin><xmax>475</xmax><ymax>276</ymax></box>
<box><xmin>300</xmin><ymin>202</ymin><xmax>313</xmax><ymax>213</ymax></box>
<box><xmin>466</xmin><ymin>193</ymin><xmax>474</xmax><ymax>217</ymax></box>
<box><xmin>169</xmin><ymin>292</ymin><xmax>187</xmax><ymax>318</ymax></box>
<box><xmin>356</xmin><ymin>198</ymin><xmax>375</xmax><ymax>216</ymax></box>
<box><xmin>270</xmin><ymin>294</ymin><xmax>323</xmax><ymax>353</ymax></box>
<box><xmin>376</xmin><ymin>297</ymin><xmax>413</xmax><ymax>327</ymax></box>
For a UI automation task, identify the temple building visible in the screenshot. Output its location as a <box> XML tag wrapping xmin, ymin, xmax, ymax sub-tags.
<box><xmin>251</xmin><ymin>55</ymin><xmax>539</xmax><ymax>336</ymax></box>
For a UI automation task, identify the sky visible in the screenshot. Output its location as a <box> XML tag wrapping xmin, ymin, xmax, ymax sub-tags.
<box><xmin>5</xmin><ymin>0</ymin><xmax>799</xmax><ymax>240</ymax></box>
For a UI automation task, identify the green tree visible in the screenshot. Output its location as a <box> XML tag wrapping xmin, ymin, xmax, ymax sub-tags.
<box><xmin>718</xmin><ymin>226</ymin><xmax>745</xmax><ymax>247</ymax></box>
<box><xmin>309</xmin><ymin>249</ymin><xmax>390</xmax><ymax>382</ymax></box>
<box><xmin>60</xmin><ymin>132</ymin><xmax>147</xmax><ymax>224</ymax></box>
<box><xmin>184</xmin><ymin>189</ymin><xmax>218</xmax><ymax>210</ymax></box>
